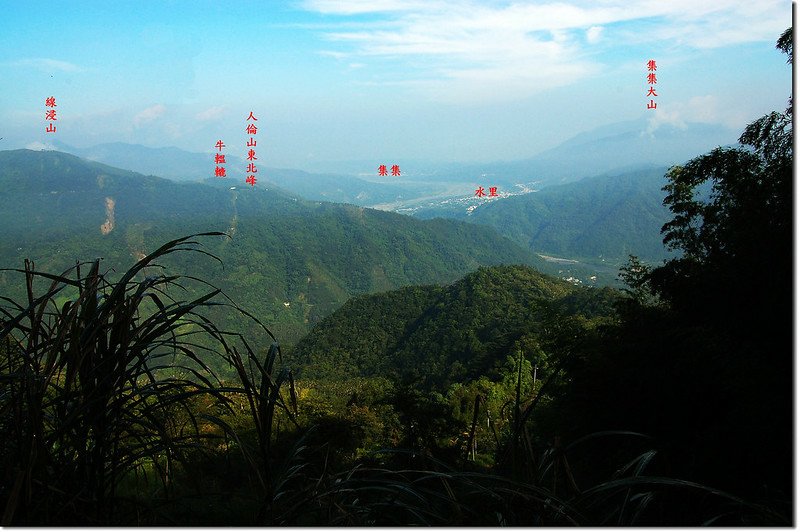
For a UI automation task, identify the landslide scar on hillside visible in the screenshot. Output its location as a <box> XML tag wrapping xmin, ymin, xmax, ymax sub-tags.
<box><xmin>100</xmin><ymin>197</ymin><xmax>115</xmax><ymax>235</ymax></box>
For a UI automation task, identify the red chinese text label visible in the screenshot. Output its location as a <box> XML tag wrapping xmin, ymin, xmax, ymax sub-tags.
<box><xmin>214</xmin><ymin>140</ymin><xmax>227</xmax><ymax>178</ymax></box>
<box><xmin>378</xmin><ymin>164</ymin><xmax>401</xmax><ymax>176</ymax></box>
<box><xmin>646</xmin><ymin>59</ymin><xmax>657</xmax><ymax>110</ymax></box>
<box><xmin>45</xmin><ymin>96</ymin><xmax>57</xmax><ymax>133</ymax></box>
<box><xmin>475</xmin><ymin>186</ymin><xmax>499</xmax><ymax>198</ymax></box>
<box><xmin>246</xmin><ymin>112</ymin><xmax>258</xmax><ymax>186</ymax></box>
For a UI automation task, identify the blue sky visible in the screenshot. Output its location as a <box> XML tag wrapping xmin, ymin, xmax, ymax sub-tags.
<box><xmin>0</xmin><ymin>0</ymin><xmax>791</xmax><ymax>170</ymax></box>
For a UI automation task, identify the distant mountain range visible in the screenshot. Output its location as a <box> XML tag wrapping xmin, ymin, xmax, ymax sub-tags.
<box><xmin>43</xmin><ymin>117</ymin><xmax>737</xmax><ymax>209</ymax></box>
<box><xmin>10</xmin><ymin>115</ymin><xmax>727</xmax><ymax>295</ymax></box>
<box><xmin>46</xmin><ymin>140</ymin><xmax>423</xmax><ymax>207</ymax></box>
<box><xmin>0</xmin><ymin>149</ymin><xmax>547</xmax><ymax>349</ymax></box>
<box><xmin>413</xmin><ymin>166</ymin><xmax>677</xmax><ymax>269</ymax></box>
<box><xmin>403</xmin><ymin>118</ymin><xmax>739</xmax><ymax>189</ymax></box>
<box><xmin>376</xmin><ymin>119</ymin><xmax>735</xmax><ymax>275</ymax></box>
<box><xmin>245</xmin><ymin>118</ymin><xmax>738</xmax><ymax>189</ymax></box>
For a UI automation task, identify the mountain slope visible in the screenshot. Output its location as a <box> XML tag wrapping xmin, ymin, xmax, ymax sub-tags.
<box><xmin>291</xmin><ymin>265</ymin><xmax>619</xmax><ymax>389</ymax></box>
<box><xmin>441</xmin><ymin>119</ymin><xmax>737</xmax><ymax>189</ymax></box>
<box><xmin>468</xmin><ymin>166</ymin><xmax>675</xmax><ymax>262</ymax></box>
<box><xmin>410</xmin><ymin>166</ymin><xmax>676</xmax><ymax>275</ymax></box>
<box><xmin>0</xmin><ymin>149</ymin><xmax>545</xmax><ymax>346</ymax></box>
<box><xmin>49</xmin><ymin>140</ymin><xmax>418</xmax><ymax>206</ymax></box>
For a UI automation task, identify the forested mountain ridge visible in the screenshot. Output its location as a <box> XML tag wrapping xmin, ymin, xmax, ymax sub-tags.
<box><xmin>291</xmin><ymin>264</ymin><xmax>619</xmax><ymax>388</ymax></box>
<box><xmin>414</xmin><ymin>166</ymin><xmax>676</xmax><ymax>264</ymax></box>
<box><xmin>471</xmin><ymin>166</ymin><xmax>676</xmax><ymax>261</ymax></box>
<box><xmin>48</xmin><ymin>140</ymin><xmax>419</xmax><ymax>206</ymax></box>
<box><xmin>0</xmin><ymin>149</ymin><xmax>545</xmax><ymax>346</ymax></box>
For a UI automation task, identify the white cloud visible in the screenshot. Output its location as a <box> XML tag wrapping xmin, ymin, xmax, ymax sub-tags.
<box><xmin>586</xmin><ymin>25</ymin><xmax>603</xmax><ymax>44</ymax></box>
<box><xmin>133</xmin><ymin>104</ymin><xmax>167</xmax><ymax>127</ymax></box>
<box><xmin>302</xmin><ymin>0</ymin><xmax>788</xmax><ymax>103</ymax></box>
<box><xmin>302</xmin><ymin>0</ymin><xmax>439</xmax><ymax>15</ymax></box>
<box><xmin>644</xmin><ymin>93</ymin><xmax>754</xmax><ymax>134</ymax></box>
<box><xmin>645</xmin><ymin>109</ymin><xmax>688</xmax><ymax>136</ymax></box>
<box><xmin>25</xmin><ymin>141</ymin><xmax>56</xmax><ymax>150</ymax></box>
<box><xmin>318</xmin><ymin>50</ymin><xmax>349</xmax><ymax>60</ymax></box>
<box><xmin>640</xmin><ymin>0</ymin><xmax>787</xmax><ymax>48</ymax></box>
<box><xmin>195</xmin><ymin>106</ymin><xmax>227</xmax><ymax>122</ymax></box>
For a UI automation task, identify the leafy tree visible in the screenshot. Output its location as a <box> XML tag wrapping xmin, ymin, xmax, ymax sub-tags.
<box><xmin>558</xmin><ymin>28</ymin><xmax>793</xmax><ymax>510</ymax></box>
<box><xmin>649</xmin><ymin>30</ymin><xmax>792</xmax><ymax>334</ymax></box>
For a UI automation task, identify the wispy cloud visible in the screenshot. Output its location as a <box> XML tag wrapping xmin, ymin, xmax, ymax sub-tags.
<box><xmin>9</xmin><ymin>58</ymin><xmax>83</xmax><ymax>72</ymax></box>
<box><xmin>645</xmin><ymin>108</ymin><xmax>688</xmax><ymax>136</ymax></box>
<box><xmin>195</xmin><ymin>105</ymin><xmax>227</xmax><ymax>122</ymax></box>
<box><xmin>25</xmin><ymin>141</ymin><xmax>56</xmax><ymax>150</ymax></box>
<box><xmin>586</xmin><ymin>25</ymin><xmax>603</xmax><ymax>44</ymax></box>
<box><xmin>301</xmin><ymin>0</ymin><xmax>787</xmax><ymax>102</ymax></box>
<box><xmin>133</xmin><ymin>104</ymin><xmax>167</xmax><ymax>127</ymax></box>
<box><xmin>303</xmin><ymin>0</ymin><xmax>440</xmax><ymax>15</ymax></box>
<box><xmin>647</xmin><ymin>94</ymin><xmax>750</xmax><ymax>132</ymax></box>
<box><xmin>318</xmin><ymin>50</ymin><xmax>350</xmax><ymax>60</ymax></box>
<box><xmin>644</xmin><ymin>0</ymin><xmax>787</xmax><ymax>49</ymax></box>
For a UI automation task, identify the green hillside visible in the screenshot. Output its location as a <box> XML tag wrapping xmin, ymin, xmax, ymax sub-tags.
<box><xmin>0</xmin><ymin>149</ymin><xmax>545</xmax><ymax>348</ymax></box>
<box><xmin>469</xmin><ymin>167</ymin><xmax>675</xmax><ymax>262</ymax></box>
<box><xmin>291</xmin><ymin>264</ymin><xmax>619</xmax><ymax>389</ymax></box>
<box><xmin>412</xmin><ymin>167</ymin><xmax>676</xmax><ymax>270</ymax></box>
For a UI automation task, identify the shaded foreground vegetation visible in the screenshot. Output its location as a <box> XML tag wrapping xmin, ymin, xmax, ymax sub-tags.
<box><xmin>0</xmin><ymin>235</ymin><xmax>788</xmax><ymax>525</ymax></box>
<box><xmin>0</xmin><ymin>29</ymin><xmax>793</xmax><ymax>527</ymax></box>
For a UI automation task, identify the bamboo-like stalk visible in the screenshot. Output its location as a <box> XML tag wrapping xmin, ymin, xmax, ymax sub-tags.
<box><xmin>0</xmin><ymin>233</ymin><xmax>296</xmax><ymax>525</ymax></box>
